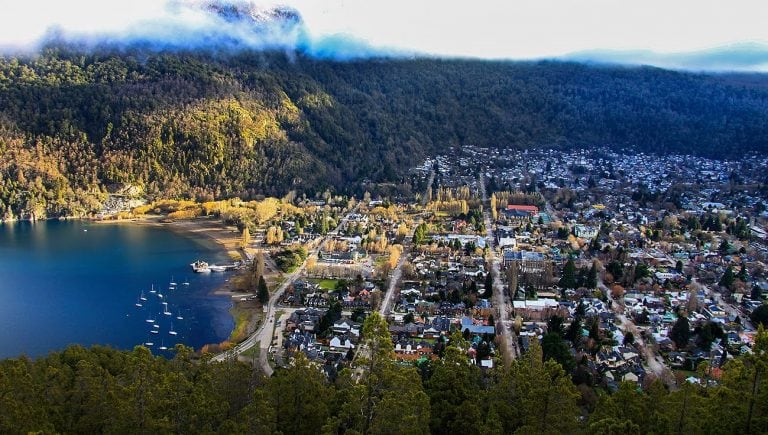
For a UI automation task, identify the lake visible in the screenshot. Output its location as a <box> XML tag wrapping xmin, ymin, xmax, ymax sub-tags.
<box><xmin>0</xmin><ymin>220</ymin><xmax>235</xmax><ymax>359</ymax></box>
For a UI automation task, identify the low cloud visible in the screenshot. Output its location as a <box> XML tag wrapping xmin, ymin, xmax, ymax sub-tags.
<box><xmin>2</xmin><ymin>0</ymin><xmax>403</xmax><ymax>60</ymax></box>
<box><xmin>1</xmin><ymin>0</ymin><xmax>766</xmax><ymax>71</ymax></box>
<box><xmin>565</xmin><ymin>43</ymin><xmax>768</xmax><ymax>73</ymax></box>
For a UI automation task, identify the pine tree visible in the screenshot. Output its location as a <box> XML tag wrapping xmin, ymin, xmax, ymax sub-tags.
<box><xmin>413</xmin><ymin>223</ymin><xmax>428</xmax><ymax>245</ymax></box>
<box><xmin>586</xmin><ymin>261</ymin><xmax>598</xmax><ymax>289</ymax></box>
<box><xmin>719</xmin><ymin>266</ymin><xmax>735</xmax><ymax>289</ymax></box>
<box><xmin>426</xmin><ymin>339</ymin><xmax>484</xmax><ymax>433</ymax></box>
<box><xmin>266</xmin><ymin>353</ymin><xmax>331</xmax><ymax>435</ymax></box>
<box><xmin>671</xmin><ymin>315</ymin><xmax>691</xmax><ymax>349</ymax></box>
<box><xmin>514</xmin><ymin>341</ymin><xmax>580</xmax><ymax>433</ymax></box>
<box><xmin>257</xmin><ymin>276</ymin><xmax>269</xmax><ymax>304</ymax></box>
<box><xmin>559</xmin><ymin>258</ymin><xmax>577</xmax><ymax>289</ymax></box>
<box><xmin>566</xmin><ymin>316</ymin><xmax>583</xmax><ymax>343</ymax></box>
<box><xmin>542</xmin><ymin>332</ymin><xmax>575</xmax><ymax>373</ymax></box>
<box><xmin>719</xmin><ymin>238</ymin><xmax>731</xmax><ymax>254</ymax></box>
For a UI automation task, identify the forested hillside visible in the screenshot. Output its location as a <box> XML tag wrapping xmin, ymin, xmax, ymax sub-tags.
<box><xmin>2</xmin><ymin>48</ymin><xmax>768</xmax><ymax>219</ymax></box>
<box><xmin>4</xmin><ymin>313</ymin><xmax>768</xmax><ymax>434</ymax></box>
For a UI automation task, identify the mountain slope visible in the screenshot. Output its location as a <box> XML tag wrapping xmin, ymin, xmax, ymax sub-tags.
<box><xmin>1</xmin><ymin>50</ymin><xmax>768</xmax><ymax>219</ymax></box>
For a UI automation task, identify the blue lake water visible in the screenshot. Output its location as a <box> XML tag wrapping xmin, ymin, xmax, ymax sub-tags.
<box><xmin>0</xmin><ymin>220</ymin><xmax>235</xmax><ymax>359</ymax></box>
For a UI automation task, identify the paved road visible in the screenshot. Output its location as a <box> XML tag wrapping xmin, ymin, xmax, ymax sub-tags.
<box><xmin>212</xmin><ymin>204</ymin><xmax>361</xmax><ymax>373</ymax></box>
<box><xmin>379</xmin><ymin>252</ymin><xmax>404</xmax><ymax>315</ymax></box>
<box><xmin>479</xmin><ymin>172</ymin><xmax>518</xmax><ymax>362</ymax></box>
<box><xmin>379</xmin><ymin>237</ymin><xmax>413</xmax><ymax>315</ymax></box>
<box><xmin>603</xmin><ymin>280</ymin><xmax>676</xmax><ymax>389</ymax></box>
<box><xmin>211</xmin><ymin>255</ymin><xmax>312</xmax><ymax>371</ymax></box>
<box><xmin>380</xmin><ymin>171</ymin><xmax>432</xmax><ymax>316</ymax></box>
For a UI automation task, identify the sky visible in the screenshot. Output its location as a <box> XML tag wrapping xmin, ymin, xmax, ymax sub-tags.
<box><xmin>1</xmin><ymin>0</ymin><xmax>768</xmax><ymax>71</ymax></box>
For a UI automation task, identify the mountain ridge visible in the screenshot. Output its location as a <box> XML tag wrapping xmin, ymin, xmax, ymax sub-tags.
<box><xmin>1</xmin><ymin>49</ymin><xmax>768</xmax><ymax>219</ymax></box>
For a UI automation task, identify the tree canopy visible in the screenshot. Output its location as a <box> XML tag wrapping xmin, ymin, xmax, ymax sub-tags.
<box><xmin>4</xmin><ymin>327</ymin><xmax>768</xmax><ymax>433</ymax></box>
<box><xmin>3</xmin><ymin>50</ymin><xmax>768</xmax><ymax>219</ymax></box>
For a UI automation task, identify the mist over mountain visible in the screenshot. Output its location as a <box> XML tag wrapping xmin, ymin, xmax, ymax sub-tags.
<box><xmin>4</xmin><ymin>0</ymin><xmax>768</xmax><ymax>72</ymax></box>
<box><xmin>12</xmin><ymin>1</ymin><xmax>398</xmax><ymax>60</ymax></box>
<box><xmin>566</xmin><ymin>43</ymin><xmax>768</xmax><ymax>73</ymax></box>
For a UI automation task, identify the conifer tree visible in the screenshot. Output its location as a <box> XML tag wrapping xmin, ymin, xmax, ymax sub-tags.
<box><xmin>257</xmin><ymin>276</ymin><xmax>269</xmax><ymax>304</ymax></box>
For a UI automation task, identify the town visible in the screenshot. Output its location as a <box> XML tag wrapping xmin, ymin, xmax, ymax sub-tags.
<box><xmin>180</xmin><ymin>145</ymin><xmax>768</xmax><ymax>394</ymax></box>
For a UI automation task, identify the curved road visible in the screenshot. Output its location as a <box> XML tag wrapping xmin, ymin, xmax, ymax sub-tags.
<box><xmin>211</xmin><ymin>251</ymin><xmax>313</xmax><ymax>373</ymax></box>
<box><xmin>212</xmin><ymin>204</ymin><xmax>361</xmax><ymax>374</ymax></box>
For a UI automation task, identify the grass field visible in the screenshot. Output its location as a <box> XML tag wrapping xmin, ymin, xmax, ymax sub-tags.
<box><xmin>308</xmin><ymin>278</ymin><xmax>340</xmax><ymax>291</ymax></box>
<box><xmin>318</xmin><ymin>279</ymin><xmax>340</xmax><ymax>290</ymax></box>
<box><xmin>240</xmin><ymin>344</ymin><xmax>260</xmax><ymax>358</ymax></box>
<box><xmin>228</xmin><ymin>306</ymin><xmax>252</xmax><ymax>342</ymax></box>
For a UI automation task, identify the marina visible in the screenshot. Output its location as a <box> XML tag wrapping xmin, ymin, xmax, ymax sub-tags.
<box><xmin>0</xmin><ymin>220</ymin><xmax>235</xmax><ymax>358</ymax></box>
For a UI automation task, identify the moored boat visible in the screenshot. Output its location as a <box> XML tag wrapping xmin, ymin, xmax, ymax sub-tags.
<box><xmin>191</xmin><ymin>260</ymin><xmax>211</xmax><ymax>273</ymax></box>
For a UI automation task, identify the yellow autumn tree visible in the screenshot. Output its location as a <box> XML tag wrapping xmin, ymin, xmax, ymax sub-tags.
<box><xmin>240</xmin><ymin>227</ymin><xmax>251</xmax><ymax>249</ymax></box>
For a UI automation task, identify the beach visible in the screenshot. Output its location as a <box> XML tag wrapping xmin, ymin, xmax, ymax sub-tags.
<box><xmin>102</xmin><ymin>214</ymin><xmax>240</xmax><ymax>252</ymax></box>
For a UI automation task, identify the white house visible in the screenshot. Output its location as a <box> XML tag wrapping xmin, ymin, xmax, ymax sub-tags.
<box><xmin>574</xmin><ymin>224</ymin><xmax>598</xmax><ymax>239</ymax></box>
<box><xmin>330</xmin><ymin>336</ymin><xmax>355</xmax><ymax>350</ymax></box>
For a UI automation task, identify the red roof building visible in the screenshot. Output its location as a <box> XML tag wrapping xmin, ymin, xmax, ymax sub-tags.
<box><xmin>506</xmin><ymin>204</ymin><xmax>539</xmax><ymax>215</ymax></box>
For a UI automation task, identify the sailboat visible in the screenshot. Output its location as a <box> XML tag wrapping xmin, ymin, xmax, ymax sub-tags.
<box><xmin>145</xmin><ymin>313</ymin><xmax>155</xmax><ymax>323</ymax></box>
<box><xmin>163</xmin><ymin>302</ymin><xmax>172</xmax><ymax>316</ymax></box>
<box><xmin>169</xmin><ymin>276</ymin><xmax>177</xmax><ymax>287</ymax></box>
<box><xmin>153</xmin><ymin>323</ymin><xmax>160</xmax><ymax>329</ymax></box>
<box><xmin>176</xmin><ymin>309</ymin><xmax>184</xmax><ymax>320</ymax></box>
<box><xmin>140</xmin><ymin>290</ymin><xmax>147</xmax><ymax>301</ymax></box>
<box><xmin>159</xmin><ymin>340</ymin><xmax>168</xmax><ymax>351</ymax></box>
<box><xmin>182</xmin><ymin>279</ymin><xmax>190</xmax><ymax>286</ymax></box>
<box><xmin>169</xmin><ymin>323</ymin><xmax>178</xmax><ymax>336</ymax></box>
<box><xmin>145</xmin><ymin>341</ymin><xmax>154</xmax><ymax>347</ymax></box>
<box><xmin>135</xmin><ymin>295</ymin><xmax>143</xmax><ymax>308</ymax></box>
<box><xmin>150</xmin><ymin>329</ymin><xmax>159</xmax><ymax>334</ymax></box>
<box><xmin>149</xmin><ymin>284</ymin><xmax>157</xmax><ymax>294</ymax></box>
<box><xmin>157</xmin><ymin>291</ymin><xmax>164</xmax><ymax>299</ymax></box>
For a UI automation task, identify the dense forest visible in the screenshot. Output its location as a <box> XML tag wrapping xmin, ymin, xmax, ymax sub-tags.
<box><xmin>2</xmin><ymin>48</ymin><xmax>768</xmax><ymax>219</ymax></box>
<box><xmin>3</xmin><ymin>312</ymin><xmax>768</xmax><ymax>434</ymax></box>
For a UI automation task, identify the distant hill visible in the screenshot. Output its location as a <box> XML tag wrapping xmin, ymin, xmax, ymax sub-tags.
<box><xmin>1</xmin><ymin>49</ymin><xmax>768</xmax><ymax>219</ymax></box>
